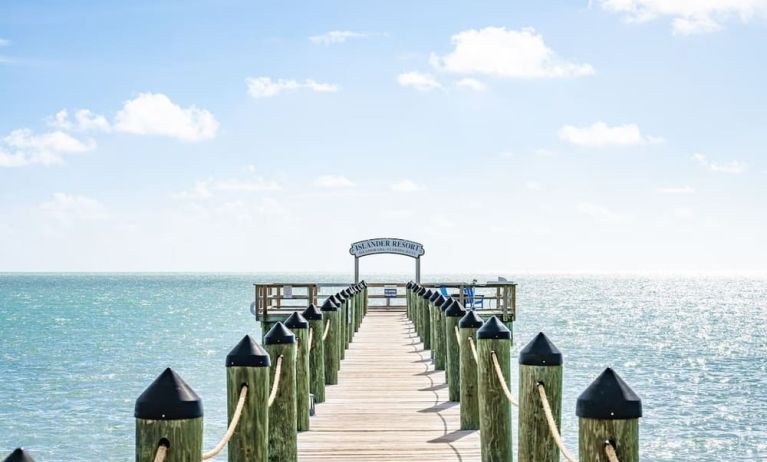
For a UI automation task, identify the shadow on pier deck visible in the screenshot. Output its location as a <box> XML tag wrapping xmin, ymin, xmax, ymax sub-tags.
<box><xmin>298</xmin><ymin>309</ymin><xmax>481</xmax><ymax>461</ymax></box>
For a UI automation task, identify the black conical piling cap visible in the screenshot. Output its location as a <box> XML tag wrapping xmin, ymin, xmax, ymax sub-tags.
<box><xmin>445</xmin><ymin>300</ymin><xmax>467</xmax><ymax>317</ymax></box>
<box><xmin>302</xmin><ymin>304</ymin><xmax>323</xmax><ymax>320</ymax></box>
<box><xmin>362</xmin><ymin>281</ymin><xmax>368</xmax><ymax>288</ymax></box>
<box><xmin>422</xmin><ymin>289</ymin><xmax>433</xmax><ymax>299</ymax></box>
<box><xmin>406</xmin><ymin>281</ymin><xmax>413</xmax><ymax>289</ymax></box>
<box><xmin>459</xmin><ymin>310</ymin><xmax>484</xmax><ymax>328</ymax></box>
<box><xmin>476</xmin><ymin>316</ymin><xmax>511</xmax><ymax>340</ymax></box>
<box><xmin>343</xmin><ymin>288</ymin><xmax>352</xmax><ymax>297</ymax></box>
<box><xmin>3</xmin><ymin>448</ymin><xmax>36</xmax><ymax>462</ymax></box>
<box><xmin>335</xmin><ymin>291</ymin><xmax>347</xmax><ymax>301</ymax></box>
<box><xmin>285</xmin><ymin>311</ymin><xmax>309</xmax><ymax>329</ymax></box>
<box><xmin>226</xmin><ymin>335</ymin><xmax>271</xmax><ymax>367</ymax></box>
<box><xmin>321</xmin><ymin>297</ymin><xmax>338</xmax><ymax>311</ymax></box>
<box><xmin>519</xmin><ymin>332</ymin><xmax>563</xmax><ymax>366</ymax></box>
<box><xmin>264</xmin><ymin>322</ymin><xmax>296</xmax><ymax>345</ymax></box>
<box><xmin>429</xmin><ymin>291</ymin><xmax>441</xmax><ymax>302</ymax></box>
<box><xmin>434</xmin><ymin>295</ymin><xmax>447</xmax><ymax>307</ymax></box>
<box><xmin>417</xmin><ymin>287</ymin><xmax>426</xmax><ymax>296</ymax></box>
<box><xmin>576</xmin><ymin>368</ymin><xmax>642</xmax><ymax>419</ymax></box>
<box><xmin>135</xmin><ymin>368</ymin><xmax>203</xmax><ymax>420</ymax></box>
<box><xmin>441</xmin><ymin>298</ymin><xmax>455</xmax><ymax>312</ymax></box>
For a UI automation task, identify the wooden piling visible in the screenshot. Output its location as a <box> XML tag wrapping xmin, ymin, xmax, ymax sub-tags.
<box><xmin>477</xmin><ymin>316</ymin><xmax>513</xmax><ymax>462</ymax></box>
<box><xmin>577</xmin><ymin>368</ymin><xmax>642</xmax><ymax>462</ymax></box>
<box><xmin>135</xmin><ymin>368</ymin><xmax>203</xmax><ymax>462</ymax></box>
<box><xmin>337</xmin><ymin>291</ymin><xmax>348</xmax><ymax>360</ymax></box>
<box><xmin>320</xmin><ymin>297</ymin><xmax>340</xmax><ymax>385</ymax></box>
<box><xmin>225</xmin><ymin>335</ymin><xmax>271</xmax><ymax>462</ymax></box>
<box><xmin>264</xmin><ymin>322</ymin><xmax>297</xmax><ymax>462</ymax></box>
<box><xmin>421</xmin><ymin>289</ymin><xmax>432</xmax><ymax>349</ymax></box>
<box><xmin>444</xmin><ymin>299</ymin><xmax>466</xmax><ymax>401</ymax></box>
<box><xmin>459</xmin><ymin>310</ymin><xmax>484</xmax><ymax>430</ymax></box>
<box><xmin>346</xmin><ymin>287</ymin><xmax>355</xmax><ymax>344</ymax></box>
<box><xmin>518</xmin><ymin>332</ymin><xmax>563</xmax><ymax>462</ymax></box>
<box><xmin>302</xmin><ymin>304</ymin><xmax>325</xmax><ymax>403</ymax></box>
<box><xmin>3</xmin><ymin>448</ymin><xmax>36</xmax><ymax>462</ymax></box>
<box><xmin>416</xmin><ymin>287</ymin><xmax>426</xmax><ymax>339</ymax></box>
<box><xmin>406</xmin><ymin>282</ymin><xmax>414</xmax><ymax>319</ymax></box>
<box><xmin>285</xmin><ymin>312</ymin><xmax>310</xmax><ymax>432</ymax></box>
<box><xmin>431</xmin><ymin>292</ymin><xmax>445</xmax><ymax>368</ymax></box>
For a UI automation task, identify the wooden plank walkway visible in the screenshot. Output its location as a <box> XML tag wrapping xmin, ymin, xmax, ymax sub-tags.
<box><xmin>298</xmin><ymin>309</ymin><xmax>481</xmax><ymax>461</ymax></box>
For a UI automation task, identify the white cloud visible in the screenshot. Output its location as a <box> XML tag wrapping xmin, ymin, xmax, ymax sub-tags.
<box><xmin>113</xmin><ymin>93</ymin><xmax>219</xmax><ymax>141</ymax></box>
<box><xmin>525</xmin><ymin>180</ymin><xmax>542</xmax><ymax>191</ymax></box>
<box><xmin>214</xmin><ymin>178</ymin><xmax>283</xmax><ymax>192</ymax></box>
<box><xmin>173</xmin><ymin>180</ymin><xmax>214</xmax><ymax>200</ymax></box>
<box><xmin>1</xmin><ymin>129</ymin><xmax>95</xmax><ymax>167</ymax></box>
<box><xmin>246</xmin><ymin>77</ymin><xmax>339</xmax><ymax>98</ymax></box>
<box><xmin>455</xmin><ymin>78</ymin><xmax>487</xmax><ymax>91</ymax></box>
<box><xmin>657</xmin><ymin>186</ymin><xmax>695</xmax><ymax>194</ymax></box>
<box><xmin>595</xmin><ymin>0</ymin><xmax>767</xmax><ymax>35</ymax></box>
<box><xmin>40</xmin><ymin>193</ymin><xmax>108</xmax><ymax>222</ymax></box>
<box><xmin>309</xmin><ymin>30</ymin><xmax>368</xmax><ymax>45</ymax></box>
<box><xmin>577</xmin><ymin>202</ymin><xmax>632</xmax><ymax>225</ymax></box>
<box><xmin>397</xmin><ymin>72</ymin><xmax>443</xmax><ymax>91</ymax></box>
<box><xmin>48</xmin><ymin>109</ymin><xmax>111</xmax><ymax>132</ymax></box>
<box><xmin>672</xmin><ymin>207</ymin><xmax>695</xmax><ymax>219</ymax></box>
<box><xmin>390</xmin><ymin>179</ymin><xmax>425</xmax><ymax>192</ymax></box>
<box><xmin>692</xmin><ymin>153</ymin><xmax>746</xmax><ymax>173</ymax></box>
<box><xmin>558</xmin><ymin>122</ymin><xmax>662</xmax><ymax>147</ymax></box>
<box><xmin>314</xmin><ymin>175</ymin><xmax>355</xmax><ymax>188</ymax></box>
<box><xmin>429</xmin><ymin>27</ymin><xmax>594</xmax><ymax>79</ymax></box>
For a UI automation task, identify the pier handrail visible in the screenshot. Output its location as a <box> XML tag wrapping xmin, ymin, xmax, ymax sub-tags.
<box><xmin>604</xmin><ymin>441</ymin><xmax>621</xmax><ymax>462</ymax></box>
<box><xmin>267</xmin><ymin>355</ymin><xmax>284</xmax><ymax>407</ymax></box>
<box><xmin>489</xmin><ymin>351</ymin><xmax>519</xmax><ymax>407</ymax></box>
<box><xmin>202</xmin><ymin>384</ymin><xmax>249</xmax><ymax>459</ymax></box>
<box><xmin>537</xmin><ymin>383</ymin><xmax>577</xmax><ymax>462</ymax></box>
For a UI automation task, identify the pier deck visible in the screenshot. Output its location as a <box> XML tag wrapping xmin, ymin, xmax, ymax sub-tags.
<box><xmin>298</xmin><ymin>309</ymin><xmax>481</xmax><ymax>461</ymax></box>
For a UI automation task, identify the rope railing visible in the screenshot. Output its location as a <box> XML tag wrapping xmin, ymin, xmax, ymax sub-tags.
<box><xmin>536</xmin><ymin>383</ymin><xmax>577</xmax><ymax>462</ymax></box>
<box><xmin>153</xmin><ymin>444</ymin><xmax>168</xmax><ymax>462</ymax></box>
<box><xmin>468</xmin><ymin>337</ymin><xmax>479</xmax><ymax>363</ymax></box>
<box><xmin>322</xmin><ymin>319</ymin><xmax>331</xmax><ymax>341</ymax></box>
<box><xmin>202</xmin><ymin>384</ymin><xmax>249</xmax><ymax>459</ymax></box>
<box><xmin>489</xmin><ymin>351</ymin><xmax>519</xmax><ymax>407</ymax></box>
<box><xmin>267</xmin><ymin>355</ymin><xmax>284</xmax><ymax>407</ymax></box>
<box><xmin>308</xmin><ymin>327</ymin><xmax>314</xmax><ymax>351</ymax></box>
<box><xmin>604</xmin><ymin>441</ymin><xmax>620</xmax><ymax>462</ymax></box>
<box><xmin>454</xmin><ymin>325</ymin><xmax>460</xmax><ymax>344</ymax></box>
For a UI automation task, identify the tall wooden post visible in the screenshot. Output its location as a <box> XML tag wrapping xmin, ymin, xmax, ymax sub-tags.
<box><xmin>226</xmin><ymin>335</ymin><xmax>271</xmax><ymax>462</ymax></box>
<box><xmin>477</xmin><ymin>316</ymin><xmax>513</xmax><ymax>462</ymax></box>
<box><xmin>347</xmin><ymin>287</ymin><xmax>356</xmax><ymax>343</ymax></box>
<box><xmin>421</xmin><ymin>289</ymin><xmax>432</xmax><ymax>349</ymax></box>
<box><xmin>362</xmin><ymin>281</ymin><xmax>368</xmax><ymax>315</ymax></box>
<box><xmin>459</xmin><ymin>311</ymin><xmax>484</xmax><ymax>430</ymax></box>
<box><xmin>444</xmin><ymin>299</ymin><xmax>466</xmax><ymax>401</ymax></box>
<box><xmin>416</xmin><ymin>287</ymin><xmax>427</xmax><ymax>339</ymax></box>
<box><xmin>336</xmin><ymin>291</ymin><xmax>348</xmax><ymax>360</ymax></box>
<box><xmin>430</xmin><ymin>292</ymin><xmax>444</xmax><ymax>367</ymax></box>
<box><xmin>320</xmin><ymin>297</ymin><xmax>340</xmax><ymax>385</ymax></box>
<box><xmin>264</xmin><ymin>322</ymin><xmax>297</xmax><ymax>462</ymax></box>
<box><xmin>3</xmin><ymin>448</ymin><xmax>36</xmax><ymax>462</ymax></box>
<box><xmin>577</xmin><ymin>368</ymin><xmax>642</xmax><ymax>462</ymax></box>
<box><xmin>284</xmin><ymin>312</ymin><xmax>310</xmax><ymax>432</ymax></box>
<box><xmin>406</xmin><ymin>282</ymin><xmax>414</xmax><ymax>320</ymax></box>
<box><xmin>518</xmin><ymin>333</ymin><xmax>563</xmax><ymax>462</ymax></box>
<box><xmin>135</xmin><ymin>368</ymin><xmax>203</xmax><ymax>462</ymax></box>
<box><xmin>302</xmin><ymin>304</ymin><xmax>325</xmax><ymax>403</ymax></box>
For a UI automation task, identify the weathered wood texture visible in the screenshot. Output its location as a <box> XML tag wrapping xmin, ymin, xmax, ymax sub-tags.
<box><xmin>294</xmin><ymin>326</ymin><xmax>311</xmax><ymax>432</ymax></box>
<box><xmin>226</xmin><ymin>366</ymin><xmax>269</xmax><ymax>462</ymax></box>
<box><xmin>308</xmin><ymin>319</ymin><xmax>326</xmax><ymax>403</ymax></box>
<box><xmin>266</xmin><ymin>343</ymin><xmax>297</xmax><ymax>462</ymax></box>
<box><xmin>444</xmin><ymin>316</ymin><xmax>461</xmax><ymax>402</ymax></box>
<box><xmin>518</xmin><ymin>365</ymin><xmax>562</xmax><ymax>462</ymax></box>
<box><xmin>459</xmin><ymin>327</ymin><xmax>480</xmax><ymax>430</ymax></box>
<box><xmin>298</xmin><ymin>309</ymin><xmax>481</xmax><ymax>461</ymax></box>
<box><xmin>433</xmin><ymin>304</ymin><xmax>445</xmax><ymax>369</ymax></box>
<box><xmin>477</xmin><ymin>338</ymin><xmax>513</xmax><ymax>462</ymax></box>
<box><xmin>135</xmin><ymin>417</ymin><xmax>203</xmax><ymax>462</ymax></box>
<box><xmin>323</xmin><ymin>311</ymin><xmax>340</xmax><ymax>385</ymax></box>
<box><xmin>579</xmin><ymin>418</ymin><xmax>639</xmax><ymax>462</ymax></box>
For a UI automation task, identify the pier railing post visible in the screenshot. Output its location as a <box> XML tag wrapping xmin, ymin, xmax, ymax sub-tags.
<box><xmin>518</xmin><ymin>333</ymin><xmax>563</xmax><ymax>462</ymax></box>
<box><xmin>302</xmin><ymin>304</ymin><xmax>325</xmax><ymax>403</ymax></box>
<box><xmin>134</xmin><ymin>368</ymin><xmax>204</xmax><ymax>462</ymax></box>
<box><xmin>225</xmin><ymin>335</ymin><xmax>271</xmax><ymax>462</ymax></box>
<box><xmin>421</xmin><ymin>289</ymin><xmax>432</xmax><ymax>350</ymax></box>
<box><xmin>264</xmin><ymin>322</ymin><xmax>297</xmax><ymax>462</ymax></box>
<box><xmin>577</xmin><ymin>368</ymin><xmax>642</xmax><ymax>462</ymax></box>
<box><xmin>2</xmin><ymin>448</ymin><xmax>36</xmax><ymax>462</ymax></box>
<box><xmin>285</xmin><ymin>312</ymin><xmax>310</xmax><ymax>432</ymax></box>
<box><xmin>346</xmin><ymin>287</ymin><xmax>356</xmax><ymax>344</ymax></box>
<box><xmin>444</xmin><ymin>299</ymin><xmax>466</xmax><ymax>401</ymax></box>
<box><xmin>362</xmin><ymin>281</ymin><xmax>368</xmax><ymax>316</ymax></box>
<box><xmin>416</xmin><ymin>287</ymin><xmax>426</xmax><ymax>340</ymax></box>
<box><xmin>459</xmin><ymin>311</ymin><xmax>484</xmax><ymax>430</ymax></box>
<box><xmin>320</xmin><ymin>297</ymin><xmax>340</xmax><ymax>385</ymax></box>
<box><xmin>431</xmin><ymin>292</ymin><xmax>445</xmax><ymax>368</ymax></box>
<box><xmin>477</xmin><ymin>316</ymin><xmax>513</xmax><ymax>462</ymax></box>
<box><xmin>406</xmin><ymin>281</ymin><xmax>413</xmax><ymax>320</ymax></box>
<box><xmin>336</xmin><ymin>291</ymin><xmax>348</xmax><ymax>360</ymax></box>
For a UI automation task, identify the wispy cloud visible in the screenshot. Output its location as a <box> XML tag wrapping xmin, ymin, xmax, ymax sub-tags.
<box><xmin>577</xmin><ymin>202</ymin><xmax>632</xmax><ymax>225</ymax></box>
<box><xmin>397</xmin><ymin>72</ymin><xmax>443</xmax><ymax>91</ymax></box>
<box><xmin>314</xmin><ymin>175</ymin><xmax>355</xmax><ymax>188</ymax></box>
<box><xmin>390</xmin><ymin>179</ymin><xmax>425</xmax><ymax>192</ymax></box>
<box><xmin>309</xmin><ymin>30</ymin><xmax>369</xmax><ymax>45</ymax></box>
<box><xmin>692</xmin><ymin>153</ymin><xmax>746</xmax><ymax>174</ymax></box>
<box><xmin>246</xmin><ymin>76</ymin><xmax>339</xmax><ymax>98</ymax></box>
<box><xmin>0</xmin><ymin>129</ymin><xmax>95</xmax><ymax>167</ymax></box>
<box><xmin>455</xmin><ymin>78</ymin><xmax>487</xmax><ymax>91</ymax></box>
<box><xmin>525</xmin><ymin>180</ymin><xmax>542</xmax><ymax>191</ymax></box>
<box><xmin>173</xmin><ymin>177</ymin><xmax>283</xmax><ymax>200</ymax></box>
<box><xmin>0</xmin><ymin>38</ymin><xmax>9</xmax><ymax>47</ymax></box>
<box><xmin>559</xmin><ymin>122</ymin><xmax>663</xmax><ymax>147</ymax></box>
<box><xmin>430</xmin><ymin>27</ymin><xmax>594</xmax><ymax>79</ymax></box>
<box><xmin>657</xmin><ymin>186</ymin><xmax>695</xmax><ymax>194</ymax></box>
<box><xmin>40</xmin><ymin>193</ymin><xmax>108</xmax><ymax>223</ymax></box>
<box><xmin>114</xmin><ymin>93</ymin><xmax>218</xmax><ymax>141</ymax></box>
<box><xmin>48</xmin><ymin>109</ymin><xmax>111</xmax><ymax>133</ymax></box>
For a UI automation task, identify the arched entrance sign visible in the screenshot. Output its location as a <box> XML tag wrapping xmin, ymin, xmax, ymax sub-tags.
<box><xmin>349</xmin><ymin>238</ymin><xmax>425</xmax><ymax>283</ymax></box>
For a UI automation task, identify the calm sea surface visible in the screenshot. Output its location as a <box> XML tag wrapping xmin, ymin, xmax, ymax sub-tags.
<box><xmin>1</xmin><ymin>273</ymin><xmax>766</xmax><ymax>461</ymax></box>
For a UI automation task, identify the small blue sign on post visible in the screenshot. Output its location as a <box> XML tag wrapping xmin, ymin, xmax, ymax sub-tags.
<box><xmin>384</xmin><ymin>287</ymin><xmax>397</xmax><ymax>298</ymax></box>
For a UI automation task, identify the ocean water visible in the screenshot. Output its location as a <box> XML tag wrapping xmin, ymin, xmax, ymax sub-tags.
<box><xmin>1</xmin><ymin>273</ymin><xmax>766</xmax><ymax>461</ymax></box>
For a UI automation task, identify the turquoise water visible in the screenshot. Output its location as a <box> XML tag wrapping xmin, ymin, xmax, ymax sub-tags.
<box><xmin>1</xmin><ymin>273</ymin><xmax>766</xmax><ymax>461</ymax></box>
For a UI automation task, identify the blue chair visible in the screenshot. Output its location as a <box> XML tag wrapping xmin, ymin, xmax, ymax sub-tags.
<box><xmin>464</xmin><ymin>287</ymin><xmax>485</xmax><ymax>309</ymax></box>
<box><xmin>439</xmin><ymin>287</ymin><xmax>449</xmax><ymax>297</ymax></box>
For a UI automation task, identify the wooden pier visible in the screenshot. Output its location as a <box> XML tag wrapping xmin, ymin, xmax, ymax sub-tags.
<box><xmin>298</xmin><ymin>308</ymin><xmax>481</xmax><ymax>461</ymax></box>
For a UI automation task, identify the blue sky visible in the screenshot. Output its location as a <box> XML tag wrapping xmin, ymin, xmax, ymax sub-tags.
<box><xmin>1</xmin><ymin>0</ymin><xmax>766</xmax><ymax>273</ymax></box>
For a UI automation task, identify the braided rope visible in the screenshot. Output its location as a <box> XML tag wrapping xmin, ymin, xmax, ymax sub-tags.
<box><xmin>454</xmin><ymin>325</ymin><xmax>460</xmax><ymax>344</ymax></box>
<box><xmin>322</xmin><ymin>320</ymin><xmax>331</xmax><ymax>341</ymax></box>
<box><xmin>267</xmin><ymin>355</ymin><xmax>284</xmax><ymax>407</ymax></box>
<box><xmin>153</xmin><ymin>444</ymin><xmax>168</xmax><ymax>462</ymax></box>
<box><xmin>536</xmin><ymin>383</ymin><xmax>577</xmax><ymax>462</ymax></box>
<box><xmin>604</xmin><ymin>441</ymin><xmax>620</xmax><ymax>462</ymax></box>
<box><xmin>202</xmin><ymin>385</ymin><xmax>248</xmax><ymax>459</ymax></box>
<box><xmin>490</xmin><ymin>351</ymin><xmax>519</xmax><ymax>407</ymax></box>
<box><xmin>308</xmin><ymin>327</ymin><xmax>314</xmax><ymax>351</ymax></box>
<box><xmin>468</xmin><ymin>337</ymin><xmax>478</xmax><ymax>363</ymax></box>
